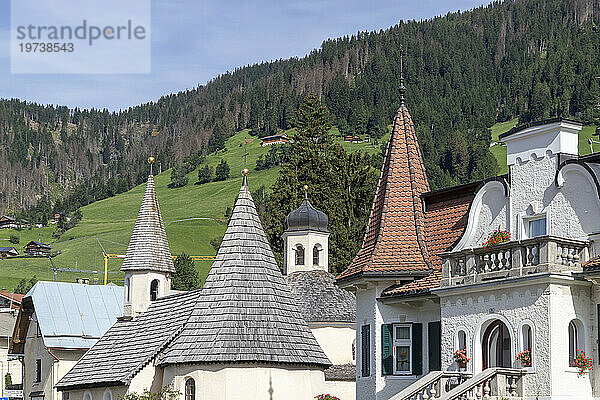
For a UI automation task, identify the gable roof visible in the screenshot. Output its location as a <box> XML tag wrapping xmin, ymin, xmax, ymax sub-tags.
<box><xmin>0</xmin><ymin>290</ymin><xmax>24</xmax><ymax>305</ymax></box>
<box><xmin>56</xmin><ymin>289</ymin><xmax>200</xmax><ymax>390</ymax></box>
<box><xmin>10</xmin><ymin>282</ymin><xmax>123</xmax><ymax>354</ymax></box>
<box><xmin>25</xmin><ymin>241</ymin><xmax>51</xmax><ymax>249</ymax></box>
<box><xmin>337</xmin><ymin>104</ymin><xmax>430</xmax><ymax>282</ymax></box>
<box><xmin>121</xmin><ymin>174</ymin><xmax>175</xmax><ymax>274</ymax></box>
<box><xmin>157</xmin><ymin>176</ymin><xmax>330</xmax><ymax>367</ymax></box>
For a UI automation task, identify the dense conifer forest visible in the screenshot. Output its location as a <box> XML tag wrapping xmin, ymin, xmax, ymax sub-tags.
<box><xmin>2</xmin><ymin>0</ymin><xmax>600</xmax><ymax>217</ymax></box>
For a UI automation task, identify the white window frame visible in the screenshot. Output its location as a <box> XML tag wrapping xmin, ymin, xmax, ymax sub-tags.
<box><xmin>521</xmin><ymin>213</ymin><xmax>548</xmax><ymax>239</ymax></box>
<box><xmin>393</xmin><ymin>324</ymin><xmax>412</xmax><ymax>375</ymax></box>
<box><xmin>568</xmin><ymin>319</ymin><xmax>584</xmax><ymax>366</ymax></box>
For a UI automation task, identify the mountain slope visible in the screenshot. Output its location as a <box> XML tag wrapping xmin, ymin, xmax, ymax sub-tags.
<box><xmin>3</xmin><ymin>0</ymin><xmax>600</xmax><ymax>214</ymax></box>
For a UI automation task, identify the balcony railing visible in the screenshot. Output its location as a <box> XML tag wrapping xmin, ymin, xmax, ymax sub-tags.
<box><xmin>440</xmin><ymin>236</ymin><xmax>589</xmax><ymax>287</ymax></box>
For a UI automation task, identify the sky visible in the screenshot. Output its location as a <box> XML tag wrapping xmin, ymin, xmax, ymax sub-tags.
<box><xmin>0</xmin><ymin>0</ymin><xmax>490</xmax><ymax>111</ymax></box>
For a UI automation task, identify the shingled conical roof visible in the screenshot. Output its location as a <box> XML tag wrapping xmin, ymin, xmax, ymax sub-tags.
<box><xmin>157</xmin><ymin>174</ymin><xmax>331</xmax><ymax>367</ymax></box>
<box><xmin>337</xmin><ymin>103</ymin><xmax>431</xmax><ymax>282</ymax></box>
<box><xmin>121</xmin><ymin>174</ymin><xmax>174</xmax><ymax>274</ymax></box>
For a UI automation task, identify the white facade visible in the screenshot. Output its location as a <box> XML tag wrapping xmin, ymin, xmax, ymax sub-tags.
<box><xmin>282</xmin><ymin>231</ymin><xmax>329</xmax><ymax>275</ymax></box>
<box><xmin>124</xmin><ymin>271</ymin><xmax>171</xmax><ymax>317</ymax></box>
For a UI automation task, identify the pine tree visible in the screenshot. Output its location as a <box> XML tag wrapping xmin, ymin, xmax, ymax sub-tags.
<box><xmin>172</xmin><ymin>253</ymin><xmax>200</xmax><ymax>290</ymax></box>
<box><xmin>197</xmin><ymin>165</ymin><xmax>213</xmax><ymax>184</ymax></box>
<box><xmin>214</xmin><ymin>159</ymin><xmax>230</xmax><ymax>181</ymax></box>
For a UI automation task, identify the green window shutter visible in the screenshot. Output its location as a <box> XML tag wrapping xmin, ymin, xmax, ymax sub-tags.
<box><xmin>361</xmin><ymin>325</ymin><xmax>371</xmax><ymax>377</ymax></box>
<box><xmin>381</xmin><ymin>324</ymin><xmax>394</xmax><ymax>375</ymax></box>
<box><xmin>428</xmin><ymin>321</ymin><xmax>442</xmax><ymax>371</ymax></box>
<box><xmin>412</xmin><ymin>323</ymin><xmax>423</xmax><ymax>375</ymax></box>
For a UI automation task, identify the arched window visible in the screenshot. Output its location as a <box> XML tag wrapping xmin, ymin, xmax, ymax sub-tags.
<box><xmin>150</xmin><ymin>279</ymin><xmax>159</xmax><ymax>301</ymax></box>
<box><xmin>83</xmin><ymin>391</ymin><xmax>92</xmax><ymax>400</ymax></box>
<box><xmin>294</xmin><ymin>245</ymin><xmax>305</xmax><ymax>266</ymax></box>
<box><xmin>457</xmin><ymin>330</ymin><xmax>467</xmax><ymax>351</ymax></box>
<box><xmin>569</xmin><ymin>320</ymin><xmax>583</xmax><ymax>366</ymax></box>
<box><xmin>102</xmin><ymin>389</ymin><xmax>113</xmax><ymax>400</ymax></box>
<box><xmin>124</xmin><ymin>276</ymin><xmax>130</xmax><ymax>302</ymax></box>
<box><xmin>313</xmin><ymin>244</ymin><xmax>321</xmax><ymax>266</ymax></box>
<box><xmin>522</xmin><ymin>325</ymin><xmax>532</xmax><ymax>352</ymax></box>
<box><xmin>185</xmin><ymin>378</ymin><xmax>196</xmax><ymax>400</ymax></box>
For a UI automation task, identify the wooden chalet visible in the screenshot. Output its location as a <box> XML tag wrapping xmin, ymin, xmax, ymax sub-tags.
<box><xmin>24</xmin><ymin>241</ymin><xmax>52</xmax><ymax>257</ymax></box>
<box><xmin>0</xmin><ymin>247</ymin><xmax>19</xmax><ymax>258</ymax></box>
<box><xmin>260</xmin><ymin>133</ymin><xmax>290</xmax><ymax>146</ymax></box>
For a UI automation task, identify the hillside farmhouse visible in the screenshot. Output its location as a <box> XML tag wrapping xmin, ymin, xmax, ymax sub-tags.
<box><xmin>23</xmin><ymin>242</ymin><xmax>52</xmax><ymax>257</ymax></box>
<box><xmin>336</xmin><ymin>79</ymin><xmax>600</xmax><ymax>399</ymax></box>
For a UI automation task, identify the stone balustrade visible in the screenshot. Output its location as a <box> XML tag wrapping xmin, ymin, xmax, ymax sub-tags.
<box><xmin>440</xmin><ymin>236</ymin><xmax>589</xmax><ymax>287</ymax></box>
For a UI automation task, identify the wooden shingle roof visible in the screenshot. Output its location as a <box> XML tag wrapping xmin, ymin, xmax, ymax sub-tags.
<box><xmin>157</xmin><ymin>177</ymin><xmax>331</xmax><ymax>367</ymax></box>
<box><xmin>337</xmin><ymin>104</ymin><xmax>431</xmax><ymax>282</ymax></box>
<box><xmin>121</xmin><ymin>174</ymin><xmax>175</xmax><ymax>274</ymax></box>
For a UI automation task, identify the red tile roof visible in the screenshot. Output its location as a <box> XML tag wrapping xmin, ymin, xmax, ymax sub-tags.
<box><xmin>0</xmin><ymin>290</ymin><xmax>24</xmax><ymax>306</ymax></box>
<box><xmin>337</xmin><ymin>104</ymin><xmax>431</xmax><ymax>281</ymax></box>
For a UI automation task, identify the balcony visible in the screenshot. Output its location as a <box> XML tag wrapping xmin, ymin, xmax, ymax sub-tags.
<box><xmin>440</xmin><ymin>236</ymin><xmax>589</xmax><ymax>287</ymax></box>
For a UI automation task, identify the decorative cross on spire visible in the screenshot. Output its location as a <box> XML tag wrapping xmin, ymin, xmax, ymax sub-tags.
<box><xmin>399</xmin><ymin>44</ymin><xmax>406</xmax><ymax>106</ymax></box>
<box><xmin>243</xmin><ymin>142</ymin><xmax>249</xmax><ymax>168</ymax></box>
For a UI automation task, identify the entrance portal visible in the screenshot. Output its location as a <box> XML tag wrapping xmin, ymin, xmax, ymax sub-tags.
<box><xmin>482</xmin><ymin>320</ymin><xmax>511</xmax><ymax>369</ymax></box>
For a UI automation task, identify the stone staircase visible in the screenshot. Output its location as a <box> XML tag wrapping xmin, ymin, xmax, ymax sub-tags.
<box><xmin>391</xmin><ymin>368</ymin><xmax>526</xmax><ymax>400</ymax></box>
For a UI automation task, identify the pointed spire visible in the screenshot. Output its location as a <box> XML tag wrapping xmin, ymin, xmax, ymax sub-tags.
<box><xmin>158</xmin><ymin>176</ymin><xmax>330</xmax><ymax>367</ymax></box>
<box><xmin>121</xmin><ymin>159</ymin><xmax>174</xmax><ymax>274</ymax></box>
<box><xmin>337</xmin><ymin>86</ymin><xmax>431</xmax><ymax>282</ymax></box>
<box><xmin>399</xmin><ymin>44</ymin><xmax>406</xmax><ymax>106</ymax></box>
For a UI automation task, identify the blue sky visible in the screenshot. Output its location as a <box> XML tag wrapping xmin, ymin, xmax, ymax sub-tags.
<box><xmin>0</xmin><ymin>0</ymin><xmax>489</xmax><ymax>111</ymax></box>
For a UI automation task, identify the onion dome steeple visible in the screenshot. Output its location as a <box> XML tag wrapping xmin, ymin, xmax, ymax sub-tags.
<box><xmin>284</xmin><ymin>186</ymin><xmax>329</xmax><ymax>233</ymax></box>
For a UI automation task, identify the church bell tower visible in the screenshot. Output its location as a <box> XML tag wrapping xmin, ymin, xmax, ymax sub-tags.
<box><xmin>121</xmin><ymin>157</ymin><xmax>175</xmax><ymax>317</ymax></box>
<box><xmin>282</xmin><ymin>186</ymin><xmax>330</xmax><ymax>275</ymax></box>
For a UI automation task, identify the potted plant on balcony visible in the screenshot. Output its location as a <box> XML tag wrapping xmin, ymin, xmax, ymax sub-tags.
<box><xmin>453</xmin><ymin>349</ymin><xmax>470</xmax><ymax>370</ymax></box>
<box><xmin>516</xmin><ymin>349</ymin><xmax>532</xmax><ymax>367</ymax></box>
<box><xmin>572</xmin><ymin>350</ymin><xmax>593</xmax><ymax>376</ymax></box>
<box><xmin>315</xmin><ymin>395</ymin><xmax>340</xmax><ymax>400</ymax></box>
<box><xmin>482</xmin><ymin>229</ymin><xmax>511</xmax><ymax>249</ymax></box>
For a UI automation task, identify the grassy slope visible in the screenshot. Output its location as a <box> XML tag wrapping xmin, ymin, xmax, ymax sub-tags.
<box><xmin>0</xmin><ymin>129</ymin><xmax>383</xmax><ymax>290</ymax></box>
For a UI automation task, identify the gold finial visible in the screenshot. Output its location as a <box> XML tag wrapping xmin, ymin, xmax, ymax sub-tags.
<box><xmin>241</xmin><ymin>168</ymin><xmax>250</xmax><ymax>176</ymax></box>
<box><xmin>303</xmin><ymin>184</ymin><xmax>308</xmax><ymax>200</ymax></box>
<box><xmin>303</xmin><ymin>184</ymin><xmax>308</xmax><ymax>191</ymax></box>
<box><xmin>148</xmin><ymin>156</ymin><xmax>155</xmax><ymax>164</ymax></box>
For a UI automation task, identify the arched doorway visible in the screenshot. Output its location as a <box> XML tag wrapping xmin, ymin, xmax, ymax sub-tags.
<box><xmin>482</xmin><ymin>320</ymin><xmax>512</xmax><ymax>369</ymax></box>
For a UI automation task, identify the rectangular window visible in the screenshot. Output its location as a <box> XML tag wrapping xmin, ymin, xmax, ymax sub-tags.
<box><xmin>393</xmin><ymin>324</ymin><xmax>412</xmax><ymax>374</ymax></box>
<box><xmin>35</xmin><ymin>359</ymin><xmax>41</xmax><ymax>383</ymax></box>
<box><xmin>528</xmin><ymin>217</ymin><xmax>546</xmax><ymax>238</ymax></box>
<box><xmin>361</xmin><ymin>325</ymin><xmax>371</xmax><ymax>377</ymax></box>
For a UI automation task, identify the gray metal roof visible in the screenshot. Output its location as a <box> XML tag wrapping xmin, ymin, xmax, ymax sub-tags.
<box><xmin>121</xmin><ymin>174</ymin><xmax>175</xmax><ymax>274</ymax></box>
<box><xmin>158</xmin><ymin>177</ymin><xmax>331</xmax><ymax>367</ymax></box>
<box><xmin>56</xmin><ymin>289</ymin><xmax>200</xmax><ymax>389</ymax></box>
<box><xmin>27</xmin><ymin>281</ymin><xmax>123</xmax><ymax>349</ymax></box>
<box><xmin>285</xmin><ymin>270</ymin><xmax>355</xmax><ymax>323</ymax></box>
<box><xmin>284</xmin><ymin>198</ymin><xmax>329</xmax><ymax>233</ymax></box>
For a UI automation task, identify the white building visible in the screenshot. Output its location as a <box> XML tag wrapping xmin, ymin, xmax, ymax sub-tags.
<box><xmin>9</xmin><ymin>282</ymin><xmax>122</xmax><ymax>400</ymax></box>
<box><xmin>56</xmin><ymin>168</ymin><xmax>332</xmax><ymax>400</ymax></box>
<box><xmin>337</xmin><ymin>81</ymin><xmax>600</xmax><ymax>399</ymax></box>
<box><xmin>283</xmin><ymin>193</ymin><xmax>357</xmax><ymax>399</ymax></box>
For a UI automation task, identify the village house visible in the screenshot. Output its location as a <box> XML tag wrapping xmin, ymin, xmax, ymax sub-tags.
<box><xmin>260</xmin><ymin>133</ymin><xmax>290</xmax><ymax>146</ymax></box>
<box><xmin>0</xmin><ymin>247</ymin><xmax>19</xmax><ymax>258</ymax></box>
<box><xmin>9</xmin><ymin>282</ymin><xmax>123</xmax><ymax>400</ymax></box>
<box><xmin>23</xmin><ymin>242</ymin><xmax>52</xmax><ymax>257</ymax></box>
<box><xmin>0</xmin><ymin>294</ymin><xmax>23</xmax><ymax>400</ymax></box>
<box><xmin>0</xmin><ymin>217</ymin><xmax>28</xmax><ymax>230</ymax></box>
<box><xmin>56</xmin><ymin>165</ymin><xmax>332</xmax><ymax>400</ymax></box>
<box><xmin>336</xmin><ymin>76</ymin><xmax>600</xmax><ymax>399</ymax></box>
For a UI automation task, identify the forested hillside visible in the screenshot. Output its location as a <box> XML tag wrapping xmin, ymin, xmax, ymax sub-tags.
<box><xmin>2</xmin><ymin>0</ymin><xmax>600</xmax><ymax>216</ymax></box>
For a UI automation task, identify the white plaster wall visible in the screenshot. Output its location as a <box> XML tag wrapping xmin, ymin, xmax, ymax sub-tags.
<box><xmin>24</xmin><ymin>317</ymin><xmax>85</xmax><ymax>400</ymax></box>
<box><xmin>128</xmin><ymin>362</ymin><xmax>164</xmax><ymax>394</ymax></box>
<box><xmin>162</xmin><ymin>363</ymin><xmax>326</xmax><ymax>400</ymax></box>
<box><xmin>61</xmin><ymin>386</ymin><xmax>127</xmax><ymax>400</ymax></box>
<box><xmin>282</xmin><ymin>231</ymin><xmax>329</xmax><ymax>275</ymax></box>
<box><xmin>324</xmin><ymin>380</ymin><xmax>355</xmax><ymax>400</ymax></box>
<box><xmin>355</xmin><ymin>282</ymin><xmax>441</xmax><ymax>400</ymax></box>
<box><xmin>311</xmin><ymin>326</ymin><xmax>355</xmax><ymax>365</ymax></box>
<box><xmin>125</xmin><ymin>271</ymin><xmax>171</xmax><ymax>316</ymax></box>
<box><xmin>0</xmin><ymin>336</ymin><xmax>22</xmax><ymax>389</ymax></box>
<box><xmin>548</xmin><ymin>282</ymin><xmax>594</xmax><ymax>399</ymax></box>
